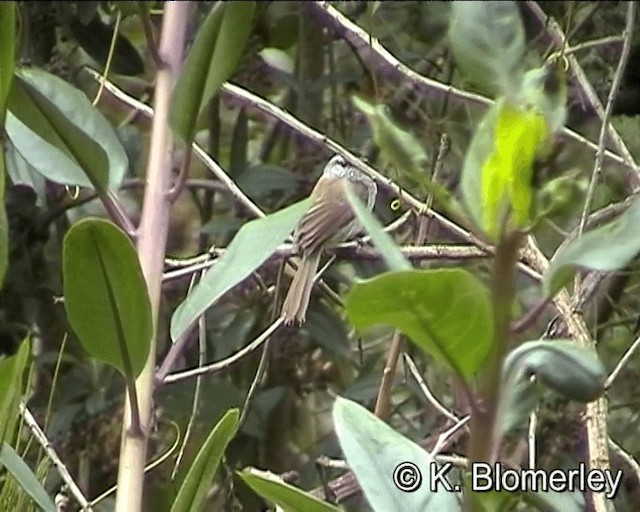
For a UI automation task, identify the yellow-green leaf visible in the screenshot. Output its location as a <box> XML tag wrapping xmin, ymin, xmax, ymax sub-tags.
<box><xmin>481</xmin><ymin>102</ymin><xmax>548</xmax><ymax>238</ymax></box>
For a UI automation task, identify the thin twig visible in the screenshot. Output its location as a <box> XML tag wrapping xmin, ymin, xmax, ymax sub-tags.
<box><xmin>313</xmin><ymin>0</ymin><xmax>637</xmax><ymax>174</ymax></box>
<box><xmin>528</xmin><ymin>408</ymin><xmax>538</xmax><ymax>469</ymax></box>
<box><xmin>609</xmin><ymin>438</ymin><xmax>640</xmax><ymax>487</ymax></box>
<box><xmin>137</xmin><ymin>1</ymin><xmax>164</xmax><ymax>68</ymax></box>
<box><xmin>19</xmin><ymin>403</ymin><xmax>91</xmax><ymax>511</ymax></box>
<box><xmin>525</xmin><ymin>1</ymin><xmax>640</xmax><ymax>181</ymax></box>
<box><xmin>578</xmin><ymin>2</ymin><xmax>636</xmax><ymax>238</ymax></box>
<box><xmin>373</xmin><ymin>330</ymin><xmax>403</xmax><ymax>419</ymax></box>
<box><xmin>605</xmin><ymin>334</ymin><xmax>640</xmax><ymax>389</ymax></box>
<box><xmin>171</xmin><ymin>271</ymin><xmax>205</xmax><ymax>479</ymax></box>
<box><xmin>430</xmin><ymin>415</ymin><xmax>470</xmax><ymax>456</ymax></box>
<box><xmin>83</xmin><ymin>67</ymin><xmax>265</xmax><ymax>219</ymax></box>
<box><xmin>162</xmin><ymin>319</ymin><xmax>283</xmax><ymax>384</ymax></box>
<box><xmin>403</xmin><ymin>353</ymin><xmax>460</xmax><ymax>424</ymax></box>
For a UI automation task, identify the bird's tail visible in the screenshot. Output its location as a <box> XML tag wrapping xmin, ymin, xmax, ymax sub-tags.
<box><xmin>281</xmin><ymin>252</ymin><xmax>321</xmax><ymax>325</ymax></box>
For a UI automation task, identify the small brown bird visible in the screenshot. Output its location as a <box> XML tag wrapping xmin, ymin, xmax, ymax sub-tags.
<box><xmin>281</xmin><ymin>155</ymin><xmax>377</xmax><ymax>325</ymax></box>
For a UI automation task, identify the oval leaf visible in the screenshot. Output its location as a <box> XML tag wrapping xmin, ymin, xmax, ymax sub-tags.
<box><xmin>238</xmin><ymin>468</ymin><xmax>339</xmax><ymax>512</ymax></box>
<box><xmin>171</xmin><ymin>408</ymin><xmax>239</xmax><ymax>512</ymax></box>
<box><xmin>5</xmin><ymin>68</ymin><xmax>128</xmax><ymax>191</ymax></box>
<box><xmin>171</xmin><ymin>2</ymin><xmax>256</xmax><ymax>142</ymax></box>
<box><xmin>497</xmin><ymin>340</ymin><xmax>606</xmax><ymax>435</ymax></box>
<box><xmin>63</xmin><ymin>218</ymin><xmax>152</xmax><ymax>378</ymax></box>
<box><xmin>544</xmin><ymin>199</ymin><xmax>640</xmax><ymax>295</ymax></box>
<box><xmin>449</xmin><ymin>0</ymin><xmax>526</xmax><ymax>96</ymax></box>
<box><xmin>170</xmin><ymin>199</ymin><xmax>312</xmax><ymax>342</ymax></box>
<box><xmin>345</xmin><ymin>269</ymin><xmax>494</xmax><ymax>378</ymax></box>
<box><xmin>333</xmin><ymin>396</ymin><xmax>461</xmax><ymax>511</ymax></box>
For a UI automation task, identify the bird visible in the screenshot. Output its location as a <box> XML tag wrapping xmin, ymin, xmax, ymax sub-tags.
<box><xmin>281</xmin><ymin>155</ymin><xmax>377</xmax><ymax>325</ymax></box>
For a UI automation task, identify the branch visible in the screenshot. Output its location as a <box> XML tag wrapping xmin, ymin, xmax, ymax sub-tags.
<box><xmin>578</xmin><ymin>1</ymin><xmax>636</xmax><ymax>237</ymax></box>
<box><xmin>19</xmin><ymin>403</ymin><xmax>91</xmax><ymax>511</ymax></box>
<box><xmin>312</xmin><ymin>0</ymin><xmax>638</xmax><ymax>174</ymax></box>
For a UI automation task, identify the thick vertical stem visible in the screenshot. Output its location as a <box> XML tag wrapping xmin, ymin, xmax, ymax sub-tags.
<box><xmin>468</xmin><ymin>231</ymin><xmax>522</xmax><ymax>468</ymax></box>
<box><xmin>114</xmin><ymin>4</ymin><xmax>189</xmax><ymax>511</ymax></box>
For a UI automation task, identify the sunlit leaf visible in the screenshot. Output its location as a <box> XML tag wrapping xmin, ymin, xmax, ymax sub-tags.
<box><xmin>345</xmin><ymin>269</ymin><xmax>493</xmax><ymax>378</ymax></box>
<box><xmin>238</xmin><ymin>468</ymin><xmax>339</xmax><ymax>512</ymax></box>
<box><xmin>544</xmin><ymin>199</ymin><xmax>640</xmax><ymax>296</ymax></box>
<box><xmin>63</xmin><ymin>218</ymin><xmax>152</xmax><ymax>378</ymax></box>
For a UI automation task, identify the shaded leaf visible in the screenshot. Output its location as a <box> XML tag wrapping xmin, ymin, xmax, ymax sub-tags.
<box><xmin>6</xmin><ymin>68</ymin><xmax>128</xmax><ymax>191</ymax></box>
<box><xmin>0</xmin><ymin>442</ymin><xmax>56</xmax><ymax>512</ymax></box>
<box><xmin>171</xmin><ymin>199</ymin><xmax>312</xmax><ymax>342</ymax></box>
<box><xmin>171</xmin><ymin>409</ymin><xmax>239</xmax><ymax>512</ymax></box>
<box><xmin>497</xmin><ymin>340</ymin><xmax>605</xmax><ymax>436</ymax></box>
<box><xmin>346</xmin><ymin>269</ymin><xmax>493</xmax><ymax>378</ymax></box>
<box><xmin>449</xmin><ymin>1</ymin><xmax>526</xmax><ymax>96</ymax></box>
<box><xmin>333</xmin><ymin>396</ymin><xmax>461</xmax><ymax>511</ymax></box>
<box><xmin>238</xmin><ymin>468</ymin><xmax>339</xmax><ymax>512</ymax></box>
<box><xmin>171</xmin><ymin>2</ymin><xmax>256</xmax><ymax>142</ymax></box>
<box><xmin>544</xmin><ymin>199</ymin><xmax>640</xmax><ymax>295</ymax></box>
<box><xmin>352</xmin><ymin>95</ymin><xmax>428</xmax><ymax>178</ymax></box>
<box><xmin>63</xmin><ymin>218</ymin><xmax>152</xmax><ymax>378</ymax></box>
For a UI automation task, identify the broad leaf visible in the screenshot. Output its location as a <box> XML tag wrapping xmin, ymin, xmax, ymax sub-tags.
<box><xmin>449</xmin><ymin>1</ymin><xmax>526</xmax><ymax>96</ymax></box>
<box><xmin>171</xmin><ymin>409</ymin><xmax>239</xmax><ymax>512</ymax></box>
<box><xmin>5</xmin><ymin>68</ymin><xmax>128</xmax><ymax>191</ymax></box>
<box><xmin>170</xmin><ymin>199</ymin><xmax>311</xmax><ymax>342</ymax></box>
<box><xmin>63</xmin><ymin>218</ymin><xmax>152</xmax><ymax>378</ymax></box>
<box><xmin>544</xmin><ymin>199</ymin><xmax>640</xmax><ymax>295</ymax></box>
<box><xmin>0</xmin><ymin>442</ymin><xmax>56</xmax><ymax>512</ymax></box>
<box><xmin>346</xmin><ymin>269</ymin><xmax>493</xmax><ymax>378</ymax></box>
<box><xmin>171</xmin><ymin>2</ymin><xmax>256</xmax><ymax>142</ymax></box>
<box><xmin>345</xmin><ymin>186</ymin><xmax>410</xmax><ymax>272</ymax></box>
<box><xmin>238</xmin><ymin>468</ymin><xmax>339</xmax><ymax>512</ymax></box>
<box><xmin>333</xmin><ymin>397</ymin><xmax>461</xmax><ymax>511</ymax></box>
<box><xmin>0</xmin><ymin>339</ymin><xmax>30</xmax><ymax>444</ymax></box>
<box><xmin>497</xmin><ymin>340</ymin><xmax>605</xmax><ymax>436</ymax></box>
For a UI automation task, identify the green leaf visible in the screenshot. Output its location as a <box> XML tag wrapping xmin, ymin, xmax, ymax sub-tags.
<box><xmin>238</xmin><ymin>468</ymin><xmax>339</xmax><ymax>512</ymax></box>
<box><xmin>171</xmin><ymin>2</ymin><xmax>256</xmax><ymax>143</ymax></box>
<box><xmin>170</xmin><ymin>199</ymin><xmax>312</xmax><ymax>342</ymax></box>
<box><xmin>0</xmin><ymin>339</ymin><xmax>30</xmax><ymax>444</ymax></box>
<box><xmin>352</xmin><ymin>95</ymin><xmax>428</xmax><ymax>178</ymax></box>
<box><xmin>497</xmin><ymin>340</ymin><xmax>605</xmax><ymax>436</ymax></box>
<box><xmin>519</xmin><ymin>61</ymin><xmax>568</xmax><ymax>136</ymax></box>
<box><xmin>5</xmin><ymin>68</ymin><xmax>128</xmax><ymax>191</ymax></box>
<box><xmin>522</xmin><ymin>487</ymin><xmax>584</xmax><ymax>512</ymax></box>
<box><xmin>480</xmin><ymin>101</ymin><xmax>548</xmax><ymax>239</ymax></box>
<box><xmin>544</xmin><ymin>199</ymin><xmax>640</xmax><ymax>295</ymax></box>
<box><xmin>63</xmin><ymin>218</ymin><xmax>152</xmax><ymax>378</ymax></box>
<box><xmin>0</xmin><ymin>1</ymin><xmax>15</xmax><ymax>114</ymax></box>
<box><xmin>0</xmin><ymin>442</ymin><xmax>56</xmax><ymax>512</ymax></box>
<box><xmin>171</xmin><ymin>408</ymin><xmax>239</xmax><ymax>512</ymax></box>
<box><xmin>333</xmin><ymin>397</ymin><xmax>461</xmax><ymax>511</ymax></box>
<box><xmin>345</xmin><ymin>186</ymin><xmax>410</xmax><ymax>272</ymax></box>
<box><xmin>345</xmin><ymin>269</ymin><xmax>493</xmax><ymax>379</ymax></box>
<box><xmin>449</xmin><ymin>1</ymin><xmax>526</xmax><ymax>96</ymax></box>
